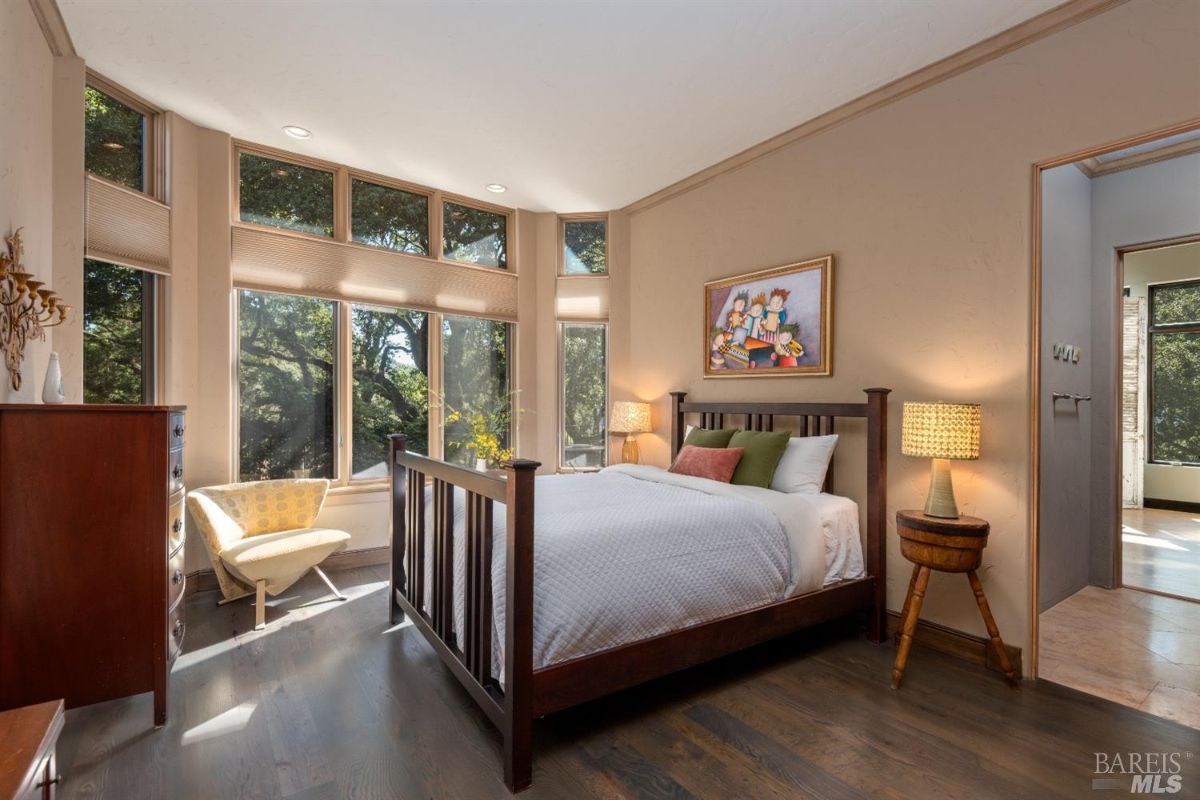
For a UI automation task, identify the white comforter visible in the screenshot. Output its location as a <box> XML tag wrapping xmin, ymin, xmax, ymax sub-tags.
<box><xmin>422</xmin><ymin>464</ymin><xmax>855</xmax><ymax>672</ymax></box>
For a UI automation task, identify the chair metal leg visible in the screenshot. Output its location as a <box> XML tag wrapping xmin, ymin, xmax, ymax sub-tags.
<box><xmin>313</xmin><ymin>566</ymin><xmax>348</xmax><ymax>601</ymax></box>
<box><xmin>254</xmin><ymin>580</ymin><xmax>267</xmax><ymax>630</ymax></box>
<box><xmin>216</xmin><ymin>589</ymin><xmax>254</xmax><ymax>607</ymax></box>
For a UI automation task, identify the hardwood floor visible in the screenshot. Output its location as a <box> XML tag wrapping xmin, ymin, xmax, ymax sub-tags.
<box><xmin>56</xmin><ymin>565</ymin><xmax>1197</xmax><ymax>799</ymax></box>
<box><xmin>1122</xmin><ymin>507</ymin><xmax>1200</xmax><ymax>600</ymax></box>
<box><xmin>1040</xmin><ymin>585</ymin><xmax>1200</xmax><ymax>730</ymax></box>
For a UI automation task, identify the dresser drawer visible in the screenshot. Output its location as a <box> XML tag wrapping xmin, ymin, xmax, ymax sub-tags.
<box><xmin>168</xmin><ymin>493</ymin><xmax>185</xmax><ymax>553</ymax></box>
<box><xmin>168</xmin><ymin>448</ymin><xmax>185</xmax><ymax>494</ymax></box>
<box><xmin>168</xmin><ymin>542</ymin><xmax>186</xmax><ymax>609</ymax></box>
<box><xmin>169</xmin><ymin>412</ymin><xmax>186</xmax><ymax>449</ymax></box>
<box><xmin>168</xmin><ymin>597</ymin><xmax>185</xmax><ymax>665</ymax></box>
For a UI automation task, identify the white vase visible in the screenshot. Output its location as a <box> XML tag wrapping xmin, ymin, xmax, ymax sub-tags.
<box><xmin>42</xmin><ymin>352</ymin><xmax>64</xmax><ymax>404</ymax></box>
<box><xmin>475</xmin><ymin>457</ymin><xmax>488</xmax><ymax>472</ymax></box>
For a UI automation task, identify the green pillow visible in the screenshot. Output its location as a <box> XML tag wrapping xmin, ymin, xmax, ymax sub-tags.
<box><xmin>684</xmin><ymin>427</ymin><xmax>738</xmax><ymax>448</ymax></box>
<box><xmin>727</xmin><ymin>430</ymin><xmax>791</xmax><ymax>488</ymax></box>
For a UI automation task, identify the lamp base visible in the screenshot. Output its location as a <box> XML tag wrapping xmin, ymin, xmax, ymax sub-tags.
<box><xmin>621</xmin><ymin>435</ymin><xmax>640</xmax><ymax>465</ymax></box>
<box><xmin>923</xmin><ymin>458</ymin><xmax>960</xmax><ymax>519</ymax></box>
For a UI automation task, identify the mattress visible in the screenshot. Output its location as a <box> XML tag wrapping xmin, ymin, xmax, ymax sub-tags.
<box><xmin>419</xmin><ymin>464</ymin><xmax>865</xmax><ymax>673</ymax></box>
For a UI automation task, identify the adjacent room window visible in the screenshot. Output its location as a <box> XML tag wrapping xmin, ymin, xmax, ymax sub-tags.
<box><xmin>563</xmin><ymin>218</ymin><xmax>607</xmax><ymax>275</ymax></box>
<box><xmin>238</xmin><ymin>152</ymin><xmax>335</xmax><ymax>237</ymax></box>
<box><xmin>84</xmin><ymin>85</ymin><xmax>147</xmax><ymax>192</ymax></box>
<box><xmin>350</xmin><ymin>178</ymin><xmax>430</xmax><ymax>255</ymax></box>
<box><xmin>238</xmin><ymin>290</ymin><xmax>336</xmax><ymax>480</ymax></box>
<box><xmin>442</xmin><ymin>315</ymin><xmax>512</xmax><ymax>467</ymax></box>
<box><xmin>83</xmin><ymin>259</ymin><xmax>155</xmax><ymax>404</ymax></box>
<box><xmin>1149</xmin><ymin>279</ymin><xmax>1200</xmax><ymax>465</ymax></box>
<box><xmin>443</xmin><ymin>201</ymin><xmax>507</xmax><ymax>268</ymax></box>
<box><xmin>351</xmin><ymin>305</ymin><xmax>430</xmax><ymax>477</ymax></box>
<box><xmin>561</xmin><ymin>323</ymin><xmax>607</xmax><ymax>469</ymax></box>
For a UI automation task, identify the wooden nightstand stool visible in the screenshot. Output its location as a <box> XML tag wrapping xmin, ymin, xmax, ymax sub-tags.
<box><xmin>892</xmin><ymin>510</ymin><xmax>1018</xmax><ymax>689</ymax></box>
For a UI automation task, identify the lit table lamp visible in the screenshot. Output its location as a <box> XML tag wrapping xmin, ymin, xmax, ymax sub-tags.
<box><xmin>610</xmin><ymin>401</ymin><xmax>652</xmax><ymax>464</ymax></box>
<box><xmin>901</xmin><ymin>401</ymin><xmax>980</xmax><ymax>519</ymax></box>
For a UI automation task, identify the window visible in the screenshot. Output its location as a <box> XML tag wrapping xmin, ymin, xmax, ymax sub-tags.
<box><xmin>352</xmin><ymin>305</ymin><xmax>430</xmax><ymax>478</ymax></box>
<box><xmin>238</xmin><ymin>290</ymin><xmax>336</xmax><ymax>480</ymax></box>
<box><xmin>563</xmin><ymin>219</ymin><xmax>607</xmax><ymax>275</ymax></box>
<box><xmin>443</xmin><ymin>201</ymin><xmax>507</xmax><ymax>268</ymax></box>
<box><xmin>351</xmin><ymin>179</ymin><xmax>429</xmax><ymax>255</ymax></box>
<box><xmin>442</xmin><ymin>315</ymin><xmax>512</xmax><ymax>467</ymax></box>
<box><xmin>239</xmin><ymin>152</ymin><xmax>334</xmax><ymax>237</ymax></box>
<box><xmin>561</xmin><ymin>323</ymin><xmax>607</xmax><ymax>469</ymax></box>
<box><xmin>1149</xmin><ymin>279</ymin><xmax>1200</xmax><ymax>465</ymax></box>
<box><xmin>83</xmin><ymin>259</ymin><xmax>155</xmax><ymax>404</ymax></box>
<box><xmin>84</xmin><ymin>85</ymin><xmax>147</xmax><ymax>192</ymax></box>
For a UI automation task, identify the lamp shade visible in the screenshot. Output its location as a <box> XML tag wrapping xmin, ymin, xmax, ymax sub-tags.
<box><xmin>901</xmin><ymin>402</ymin><xmax>980</xmax><ymax>460</ymax></box>
<box><xmin>610</xmin><ymin>401</ymin><xmax>652</xmax><ymax>434</ymax></box>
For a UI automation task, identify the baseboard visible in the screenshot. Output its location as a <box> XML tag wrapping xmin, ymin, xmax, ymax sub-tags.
<box><xmin>1142</xmin><ymin>497</ymin><xmax>1200</xmax><ymax>514</ymax></box>
<box><xmin>185</xmin><ymin>546</ymin><xmax>390</xmax><ymax>597</ymax></box>
<box><xmin>885</xmin><ymin>611</ymin><xmax>1023</xmax><ymax>678</ymax></box>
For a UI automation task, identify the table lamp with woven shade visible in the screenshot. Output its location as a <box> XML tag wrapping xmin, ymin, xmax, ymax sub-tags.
<box><xmin>901</xmin><ymin>401</ymin><xmax>981</xmax><ymax>519</ymax></box>
<box><xmin>610</xmin><ymin>401</ymin><xmax>652</xmax><ymax>464</ymax></box>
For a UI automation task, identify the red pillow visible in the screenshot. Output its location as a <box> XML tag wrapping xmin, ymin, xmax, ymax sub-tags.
<box><xmin>669</xmin><ymin>445</ymin><xmax>745</xmax><ymax>483</ymax></box>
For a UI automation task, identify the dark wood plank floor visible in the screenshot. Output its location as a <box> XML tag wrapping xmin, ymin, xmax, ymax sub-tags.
<box><xmin>56</xmin><ymin>565</ymin><xmax>1198</xmax><ymax>799</ymax></box>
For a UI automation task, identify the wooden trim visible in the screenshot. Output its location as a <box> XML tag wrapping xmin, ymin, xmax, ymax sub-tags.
<box><xmin>1142</xmin><ymin>497</ymin><xmax>1200</xmax><ymax>514</ymax></box>
<box><xmin>885</xmin><ymin>611</ymin><xmax>1022</xmax><ymax>677</ymax></box>
<box><xmin>1121</xmin><ymin>584</ymin><xmax>1200</xmax><ymax>605</ymax></box>
<box><xmin>624</xmin><ymin>0</ymin><xmax>1127</xmax><ymax>215</ymax></box>
<box><xmin>557</xmin><ymin>213</ymin><xmax>610</xmax><ymax>277</ymax></box>
<box><xmin>29</xmin><ymin>0</ymin><xmax>75</xmax><ymax>56</ymax></box>
<box><xmin>439</xmin><ymin>194</ymin><xmax>516</xmax><ymax>271</ymax></box>
<box><xmin>185</xmin><ymin>546</ymin><xmax>391</xmax><ymax>596</ymax></box>
<box><xmin>86</xmin><ymin>71</ymin><xmax>165</xmax><ymax>201</ymax></box>
<box><xmin>1085</xmin><ymin>137</ymin><xmax>1200</xmax><ymax>178</ymax></box>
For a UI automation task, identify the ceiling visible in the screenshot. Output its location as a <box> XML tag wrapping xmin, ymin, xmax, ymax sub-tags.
<box><xmin>61</xmin><ymin>0</ymin><xmax>1063</xmax><ymax>212</ymax></box>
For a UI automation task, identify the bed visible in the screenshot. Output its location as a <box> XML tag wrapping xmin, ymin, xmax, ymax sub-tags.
<box><xmin>388</xmin><ymin>388</ymin><xmax>889</xmax><ymax>791</ymax></box>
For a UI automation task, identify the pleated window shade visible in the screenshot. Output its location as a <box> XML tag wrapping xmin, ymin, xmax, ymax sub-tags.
<box><xmin>231</xmin><ymin>225</ymin><xmax>519</xmax><ymax>321</ymax></box>
<box><xmin>555</xmin><ymin>275</ymin><xmax>609</xmax><ymax>320</ymax></box>
<box><xmin>85</xmin><ymin>174</ymin><xmax>171</xmax><ymax>273</ymax></box>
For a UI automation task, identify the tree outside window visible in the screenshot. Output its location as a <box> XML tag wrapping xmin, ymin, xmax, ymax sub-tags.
<box><xmin>1149</xmin><ymin>279</ymin><xmax>1200</xmax><ymax>465</ymax></box>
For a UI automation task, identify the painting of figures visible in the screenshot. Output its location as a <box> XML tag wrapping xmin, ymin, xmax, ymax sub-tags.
<box><xmin>704</xmin><ymin>255</ymin><xmax>832</xmax><ymax>377</ymax></box>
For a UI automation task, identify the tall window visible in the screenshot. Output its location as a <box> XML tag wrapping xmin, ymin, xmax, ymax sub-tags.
<box><xmin>83</xmin><ymin>259</ymin><xmax>154</xmax><ymax>404</ymax></box>
<box><xmin>561</xmin><ymin>323</ymin><xmax>607</xmax><ymax>469</ymax></box>
<box><xmin>443</xmin><ymin>201</ymin><xmax>507</xmax><ymax>268</ymax></box>
<box><xmin>84</xmin><ymin>85</ymin><xmax>147</xmax><ymax>192</ymax></box>
<box><xmin>239</xmin><ymin>152</ymin><xmax>335</xmax><ymax>237</ymax></box>
<box><xmin>352</xmin><ymin>305</ymin><xmax>430</xmax><ymax>477</ymax></box>
<box><xmin>1150</xmin><ymin>279</ymin><xmax>1200</xmax><ymax>465</ymax></box>
<box><xmin>563</xmin><ymin>219</ymin><xmax>607</xmax><ymax>275</ymax></box>
<box><xmin>238</xmin><ymin>290</ymin><xmax>336</xmax><ymax>480</ymax></box>
<box><xmin>351</xmin><ymin>179</ymin><xmax>429</xmax><ymax>255</ymax></box>
<box><xmin>442</xmin><ymin>316</ymin><xmax>512</xmax><ymax>467</ymax></box>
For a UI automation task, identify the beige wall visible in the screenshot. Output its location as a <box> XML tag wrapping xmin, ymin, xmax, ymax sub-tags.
<box><xmin>618</xmin><ymin>0</ymin><xmax>1200</xmax><ymax>664</ymax></box>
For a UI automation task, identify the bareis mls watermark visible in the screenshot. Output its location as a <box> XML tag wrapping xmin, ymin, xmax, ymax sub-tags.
<box><xmin>1093</xmin><ymin>752</ymin><xmax>1191</xmax><ymax>794</ymax></box>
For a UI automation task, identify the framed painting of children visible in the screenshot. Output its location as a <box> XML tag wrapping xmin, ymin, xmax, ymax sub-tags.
<box><xmin>703</xmin><ymin>255</ymin><xmax>833</xmax><ymax>377</ymax></box>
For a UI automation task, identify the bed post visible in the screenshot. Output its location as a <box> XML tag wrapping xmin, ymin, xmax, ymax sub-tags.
<box><xmin>388</xmin><ymin>434</ymin><xmax>407</xmax><ymax>626</ymax></box>
<box><xmin>864</xmin><ymin>388</ymin><xmax>890</xmax><ymax>644</ymax></box>
<box><xmin>669</xmin><ymin>391</ymin><xmax>687</xmax><ymax>460</ymax></box>
<box><xmin>503</xmin><ymin>458</ymin><xmax>539</xmax><ymax>792</ymax></box>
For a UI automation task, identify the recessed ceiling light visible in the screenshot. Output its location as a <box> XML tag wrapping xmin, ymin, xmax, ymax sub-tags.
<box><xmin>282</xmin><ymin>125</ymin><xmax>312</xmax><ymax>139</ymax></box>
<box><xmin>485</xmin><ymin>183</ymin><xmax>507</xmax><ymax>193</ymax></box>
<box><xmin>102</xmin><ymin>142</ymin><xmax>125</xmax><ymax>150</ymax></box>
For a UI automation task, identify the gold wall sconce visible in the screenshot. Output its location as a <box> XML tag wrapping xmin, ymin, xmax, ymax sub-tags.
<box><xmin>0</xmin><ymin>229</ymin><xmax>71</xmax><ymax>391</ymax></box>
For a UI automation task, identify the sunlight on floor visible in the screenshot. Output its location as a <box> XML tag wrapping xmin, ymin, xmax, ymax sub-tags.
<box><xmin>181</xmin><ymin>701</ymin><xmax>258</xmax><ymax>746</ymax></box>
<box><xmin>1122</xmin><ymin>532</ymin><xmax>1189</xmax><ymax>551</ymax></box>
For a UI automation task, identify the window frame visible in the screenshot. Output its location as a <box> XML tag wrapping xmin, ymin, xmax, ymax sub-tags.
<box><xmin>558</xmin><ymin>214</ymin><xmax>610</xmax><ymax>277</ymax></box>
<box><xmin>82</xmin><ymin>259</ymin><xmax>161</xmax><ymax>405</ymax></box>
<box><xmin>347</xmin><ymin>169</ymin><xmax>435</xmax><ymax>257</ymax></box>
<box><xmin>1147</xmin><ymin>277</ymin><xmax>1200</xmax><ymax>467</ymax></box>
<box><xmin>440</xmin><ymin>193</ymin><xmax>514</xmax><ymax>271</ymax></box>
<box><xmin>85</xmin><ymin>70</ymin><xmax>164</xmax><ymax>200</ymax></box>
<box><xmin>233</xmin><ymin>143</ymin><xmax>341</xmax><ymax>242</ymax></box>
<box><xmin>557</xmin><ymin>321</ymin><xmax>609</xmax><ymax>473</ymax></box>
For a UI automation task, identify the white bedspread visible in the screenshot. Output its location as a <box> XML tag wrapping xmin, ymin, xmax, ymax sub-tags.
<box><xmin>421</xmin><ymin>464</ymin><xmax>862</xmax><ymax>672</ymax></box>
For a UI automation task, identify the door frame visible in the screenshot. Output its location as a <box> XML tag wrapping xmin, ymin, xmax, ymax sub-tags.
<box><xmin>1028</xmin><ymin>119</ymin><xmax>1200</xmax><ymax>678</ymax></box>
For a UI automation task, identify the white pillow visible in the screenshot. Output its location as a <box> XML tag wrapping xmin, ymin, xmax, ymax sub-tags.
<box><xmin>770</xmin><ymin>434</ymin><xmax>838</xmax><ymax>494</ymax></box>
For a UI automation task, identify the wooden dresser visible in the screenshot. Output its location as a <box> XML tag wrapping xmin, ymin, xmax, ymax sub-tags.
<box><xmin>0</xmin><ymin>405</ymin><xmax>186</xmax><ymax>726</ymax></box>
<box><xmin>0</xmin><ymin>700</ymin><xmax>63</xmax><ymax>799</ymax></box>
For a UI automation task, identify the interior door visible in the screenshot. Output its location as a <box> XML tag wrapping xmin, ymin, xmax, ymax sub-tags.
<box><xmin>1121</xmin><ymin>296</ymin><xmax>1146</xmax><ymax>508</ymax></box>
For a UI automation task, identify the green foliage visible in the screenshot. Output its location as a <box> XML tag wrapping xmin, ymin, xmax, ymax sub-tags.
<box><xmin>84</xmin><ymin>87</ymin><xmax>144</xmax><ymax>191</ymax></box>
<box><xmin>83</xmin><ymin>260</ymin><xmax>145</xmax><ymax>404</ymax></box>
<box><xmin>239</xmin><ymin>153</ymin><xmax>334</xmax><ymax>237</ymax></box>
<box><xmin>352</xmin><ymin>306</ymin><xmax>430</xmax><ymax>476</ymax></box>
<box><xmin>238</xmin><ymin>291</ymin><xmax>336</xmax><ymax>480</ymax></box>
<box><xmin>563</xmin><ymin>220</ymin><xmax>607</xmax><ymax>274</ymax></box>
<box><xmin>443</xmin><ymin>202</ymin><xmax>507</xmax><ymax>268</ymax></box>
<box><xmin>1152</xmin><ymin>331</ymin><xmax>1200</xmax><ymax>464</ymax></box>
<box><xmin>1152</xmin><ymin>282</ymin><xmax>1200</xmax><ymax>326</ymax></box>
<box><xmin>351</xmin><ymin>179</ymin><xmax>429</xmax><ymax>255</ymax></box>
<box><xmin>442</xmin><ymin>316</ymin><xmax>511</xmax><ymax>466</ymax></box>
<box><xmin>562</xmin><ymin>324</ymin><xmax>606</xmax><ymax>468</ymax></box>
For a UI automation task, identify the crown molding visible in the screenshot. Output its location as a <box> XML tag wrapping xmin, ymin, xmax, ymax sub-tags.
<box><xmin>28</xmin><ymin>0</ymin><xmax>75</xmax><ymax>57</ymax></box>
<box><xmin>623</xmin><ymin>0</ymin><xmax>1128</xmax><ymax>215</ymax></box>
<box><xmin>1080</xmin><ymin>136</ymin><xmax>1200</xmax><ymax>179</ymax></box>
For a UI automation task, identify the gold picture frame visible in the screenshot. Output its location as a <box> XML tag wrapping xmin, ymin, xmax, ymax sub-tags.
<box><xmin>703</xmin><ymin>255</ymin><xmax>833</xmax><ymax>378</ymax></box>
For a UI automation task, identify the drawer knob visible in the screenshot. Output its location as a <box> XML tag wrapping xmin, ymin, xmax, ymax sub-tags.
<box><xmin>173</xmin><ymin>619</ymin><xmax>185</xmax><ymax>639</ymax></box>
<box><xmin>173</xmin><ymin>424</ymin><xmax>185</xmax><ymax>437</ymax></box>
<box><xmin>173</xmin><ymin>568</ymin><xmax>183</xmax><ymax>585</ymax></box>
<box><xmin>173</xmin><ymin>517</ymin><xmax>183</xmax><ymax>533</ymax></box>
<box><xmin>172</xmin><ymin>464</ymin><xmax>183</xmax><ymax>479</ymax></box>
